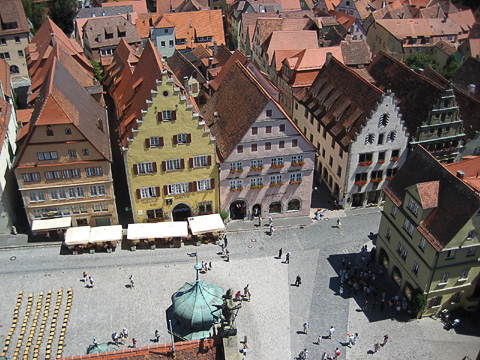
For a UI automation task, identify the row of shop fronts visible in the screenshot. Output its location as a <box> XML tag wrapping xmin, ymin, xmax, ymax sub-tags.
<box><xmin>62</xmin><ymin>214</ymin><xmax>226</xmax><ymax>255</ymax></box>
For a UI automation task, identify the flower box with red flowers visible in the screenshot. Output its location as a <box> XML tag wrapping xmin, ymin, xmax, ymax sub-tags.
<box><xmin>250</xmin><ymin>185</ymin><xmax>264</xmax><ymax>190</ymax></box>
<box><xmin>387</xmin><ymin>176</ymin><xmax>393</xmax><ymax>181</ymax></box>
<box><xmin>355</xmin><ymin>180</ymin><xmax>367</xmax><ymax>186</ymax></box>
<box><xmin>359</xmin><ymin>162</ymin><xmax>368</xmax><ymax>166</ymax></box>
<box><xmin>269</xmin><ymin>182</ymin><xmax>283</xmax><ymax>188</ymax></box>
<box><xmin>289</xmin><ymin>180</ymin><xmax>302</xmax><ymax>185</ymax></box>
<box><xmin>236</xmin><ymin>187</ymin><xmax>243</xmax><ymax>191</ymax></box>
<box><xmin>391</xmin><ymin>157</ymin><xmax>399</xmax><ymax>162</ymax></box>
<box><xmin>371</xmin><ymin>178</ymin><xmax>383</xmax><ymax>183</ymax></box>
<box><xmin>378</xmin><ymin>160</ymin><xmax>385</xmax><ymax>164</ymax></box>
<box><xmin>366</xmin><ymin>161</ymin><xmax>373</xmax><ymax>165</ymax></box>
<box><xmin>292</xmin><ymin>161</ymin><xmax>305</xmax><ymax>167</ymax></box>
<box><xmin>250</xmin><ymin>166</ymin><xmax>264</xmax><ymax>171</ymax></box>
<box><xmin>271</xmin><ymin>164</ymin><xmax>284</xmax><ymax>169</ymax></box>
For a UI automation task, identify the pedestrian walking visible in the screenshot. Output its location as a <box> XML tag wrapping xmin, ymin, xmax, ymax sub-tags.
<box><xmin>322</xmin><ymin>352</ymin><xmax>328</xmax><ymax>360</ymax></box>
<box><xmin>122</xmin><ymin>328</ymin><xmax>128</xmax><ymax>339</ymax></box>
<box><xmin>208</xmin><ymin>262</ymin><xmax>212</xmax><ymax>270</ymax></box>
<box><xmin>278</xmin><ymin>248</ymin><xmax>283</xmax><ymax>259</ymax></box>
<box><xmin>382</xmin><ymin>334</ymin><xmax>389</xmax><ymax>346</ymax></box>
<box><xmin>270</xmin><ymin>224</ymin><xmax>275</xmax><ymax>236</ymax></box>
<box><xmin>338</xmin><ymin>284</ymin><xmax>344</xmax><ymax>296</ymax></box>
<box><xmin>242</xmin><ymin>346</ymin><xmax>247</xmax><ymax>359</ymax></box>
<box><xmin>295</xmin><ymin>275</ymin><xmax>302</xmax><ymax>287</ymax></box>
<box><xmin>373</xmin><ymin>342</ymin><xmax>380</xmax><ymax>353</ymax></box>
<box><xmin>348</xmin><ymin>334</ymin><xmax>355</xmax><ymax>347</ymax></box>
<box><xmin>317</xmin><ymin>335</ymin><xmax>321</xmax><ymax>345</ymax></box>
<box><xmin>353</xmin><ymin>332</ymin><xmax>358</xmax><ymax>344</ymax></box>
<box><xmin>132</xmin><ymin>338</ymin><xmax>137</xmax><ymax>348</ymax></box>
<box><xmin>83</xmin><ymin>271</ymin><xmax>88</xmax><ymax>282</ymax></box>
<box><xmin>299</xmin><ymin>348</ymin><xmax>308</xmax><ymax>359</ymax></box>
<box><xmin>328</xmin><ymin>326</ymin><xmax>335</xmax><ymax>339</ymax></box>
<box><xmin>130</xmin><ymin>275</ymin><xmax>134</xmax><ymax>288</ymax></box>
<box><xmin>244</xmin><ymin>284</ymin><xmax>251</xmax><ymax>301</ymax></box>
<box><xmin>89</xmin><ymin>276</ymin><xmax>94</xmax><ymax>288</ymax></box>
<box><xmin>258</xmin><ymin>215</ymin><xmax>262</xmax><ymax>227</ymax></box>
<box><xmin>303</xmin><ymin>322</ymin><xmax>309</xmax><ymax>335</ymax></box>
<box><xmin>224</xmin><ymin>235</ymin><xmax>228</xmax><ymax>248</ymax></box>
<box><xmin>112</xmin><ymin>332</ymin><xmax>119</xmax><ymax>345</ymax></box>
<box><xmin>93</xmin><ymin>337</ymin><xmax>98</xmax><ymax>347</ymax></box>
<box><xmin>285</xmin><ymin>252</ymin><xmax>291</xmax><ymax>264</ymax></box>
<box><xmin>334</xmin><ymin>347</ymin><xmax>341</xmax><ymax>359</ymax></box>
<box><xmin>268</xmin><ymin>216</ymin><xmax>273</xmax><ymax>226</ymax></box>
<box><xmin>336</xmin><ymin>218</ymin><xmax>342</xmax><ymax>228</ymax></box>
<box><xmin>155</xmin><ymin>330</ymin><xmax>160</xmax><ymax>343</ymax></box>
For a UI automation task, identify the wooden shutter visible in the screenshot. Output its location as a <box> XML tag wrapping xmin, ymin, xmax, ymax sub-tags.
<box><xmin>193</xmin><ymin>181</ymin><xmax>198</xmax><ymax>191</ymax></box>
<box><xmin>157</xmin><ymin>112</ymin><xmax>163</xmax><ymax>122</ymax></box>
<box><xmin>133</xmin><ymin>164</ymin><xmax>138</xmax><ymax>175</ymax></box>
<box><xmin>152</xmin><ymin>162</ymin><xmax>157</xmax><ymax>173</ymax></box>
<box><xmin>173</xmin><ymin>135</ymin><xmax>178</xmax><ymax>145</ymax></box>
<box><xmin>211</xmin><ymin>178</ymin><xmax>215</xmax><ymax>189</ymax></box>
<box><xmin>155</xmin><ymin>186</ymin><xmax>160</xmax><ymax>197</ymax></box>
<box><xmin>163</xmin><ymin>185</ymin><xmax>168</xmax><ymax>196</ymax></box>
<box><xmin>136</xmin><ymin>189</ymin><xmax>141</xmax><ymax>199</ymax></box>
<box><xmin>162</xmin><ymin>161</ymin><xmax>166</xmax><ymax>172</ymax></box>
<box><xmin>159</xmin><ymin>137</ymin><xmax>164</xmax><ymax>146</ymax></box>
<box><xmin>189</xmin><ymin>182</ymin><xmax>194</xmax><ymax>192</ymax></box>
<box><xmin>172</xmin><ymin>111</ymin><xmax>177</xmax><ymax>120</ymax></box>
<box><xmin>189</xmin><ymin>158</ymin><xmax>194</xmax><ymax>168</ymax></box>
<box><xmin>145</xmin><ymin>138</ymin><xmax>150</xmax><ymax>148</ymax></box>
<box><xmin>187</xmin><ymin>133</ymin><xmax>192</xmax><ymax>143</ymax></box>
<box><xmin>180</xmin><ymin>159</ymin><xmax>185</xmax><ymax>169</ymax></box>
<box><xmin>208</xmin><ymin>155</ymin><xmax>212</xmax><ymax>166</ymax></box>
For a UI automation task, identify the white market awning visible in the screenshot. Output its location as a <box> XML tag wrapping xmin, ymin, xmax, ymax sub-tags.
<box><xmin>89</xmin><ymin>225</ymin><xmax>123</xmax><ymax>243</ymax></box>
<box><xmin>65</xmin><ymin>226</ymin><xmax>91</xmax><ymax>245</ymax></box>
<box><xmin>31</xmin><ymin>217</ymin><xmax>72</xmax><ymax>232</ymax></box>
<box><xmin>187</xmin><ymin>214</ymin><xmax>225</xmax><ymax>235</ymax></box>
<box><xmin>127</xmin><ymin>221</ymin><xmax>188</xmax><ymax>240</ymax></box>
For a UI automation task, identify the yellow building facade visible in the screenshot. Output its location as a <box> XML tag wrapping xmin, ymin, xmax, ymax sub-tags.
<box><xmin>123</xmin><ymin>68</ymin><xmax>219</xmax><ymax>223</ymax></box>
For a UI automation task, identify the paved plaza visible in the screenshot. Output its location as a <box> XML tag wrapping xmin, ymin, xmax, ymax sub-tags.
<box><xmin>0</xmin><ymin>210</ymin><xmax>479</xmax><ymax>359</ymax></box>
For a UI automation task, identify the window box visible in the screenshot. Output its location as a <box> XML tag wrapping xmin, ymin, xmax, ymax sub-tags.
<box><xmin>291</xmin><ymin>161</ymin><xmax>305</xmax><ymax>166</ymax></box>
<box><xmin>230</xmin><ymin>168</ymin><xmax>244</xmax><ymax>174</ymax></box>
<box><xmin>371</xmin><ymin>178</ymin><xmax>383</xmax><ymax>183</ymax></box>
<box><xmin>359</xmin><ymin>162</ymin><xmax>368</xmax><ymax>166</ymax></box>
<box><xmin>355</xmin><ymin>180</ymin><xmax>367</xmax><ymax>186</ymax></box>
<box><xmin>387</xmin><ymin>176</ymin><xmax>393</xmax><ymax>181</ymax></box>
<box><xmin>230</xmin><ymin>188</ymin><xmax>237</xmax><ymax>192</ymax></box>
<box><xmin>378</xmin><ymin>160</ymin><xmax>385</xmax><ymax>164</ymax></box>
<box><xmin>271</xmin><ymin>164</ymin><xmax>284</xmax><ymax>169</ymax></box>
<box><xmin>250</xmin><ymin>166</ymin><xmax>264</xmax><ymax>171</ymax></box>
<box><xmin>366</xmin><ymin>161</ymin><xmax>373</xmax><ymax>165</ymax></box>
<box><xmin>391</xmin><ymin>157</ymin><xmax>399</xmax><ymax>162</ymax></box>
<box><xmin>237</xmin><ymin>187</ymin><xmax>243</xmax><ymax>191</ymax></box>
<box><xmin>289</xmin><ymin>180</ymin><xmax>302</xmax><ymax>185</ymax></box>
<box><xmin>269</xmin><ymin>182</ymin><xmax>283</xmax><ymax>188</ymax></box>
<box><xmin>250</xmin><ymin>185</ymin><xmax>264</xmax><ymax>190</ymax></box>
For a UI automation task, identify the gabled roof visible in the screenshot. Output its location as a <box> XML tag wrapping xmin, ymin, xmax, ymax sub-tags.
<box><xmin>102</xmin><ymin>0</ymin><xmax>148</xmax><ymax>14</ymax></box>
<box><xmin>419</xmin><ymin>3</ymin><xmax>445</xmax><ymax>19</ymax></box>
<box><xmin>374</xmin><ymin>18</ymin><xmax>460</xmax><ymax>39</ymax></box>
<box><xmin>76</xmin><ymin>5</ymin><xmax>134</xmax><ymax>18</ymax></box>
<box><xmin>444</xmin><ymin>156</ymin><xmax>480</xmax><ymax>193</ymax></box>
<box><xmin>416</xmin><ymin>181</ymin><xmax>439</xmax><ymax>209</ymax></box>
<box><xmin>82</xmin><ymin>15</ymin><xmax>141</xmax><ymax>50</ymax></box>
<box><xmin>27</xmin><ymin>18</ymin><xmax>92</xmax><ymax>77</ymax></box>
<box><xmin>366</xmin><ymin>51</ymin><xmax>445</xmax><ymax>137</ymax></box>
<box><xmin>15</xmin><ymin>57</ymin><xmax>111</xmax><ymax>167</ymax></box>
<box><xmin>329</xmin><ymin>10</ymin><xmax>356</xmax><ymax>30</ymax></box>
<box><xmin>136</xmin><ymin>15</ymin><xmax>152</xmax><ymax>38</ymax></box>
<box><xmin>261</xmin><ymin>30</ymin><xmax>319</xmax><ymax>61</ymax></box>
<box><xmin>434</xmin><ymin>39</ymin><xmax>457</xmax><ymax>55</ymax></box>
<box><xmin>451</xmin><ymin>56</ymin><xmax>480</xmax><ymax>101</ymax></box>
<box><xmin>448</xmin><ymin>9</ymin><xmax>476</xmax><ymax>36</ymax></box>
<box><xmin>281</xmin><ymin>0</ymin><xmax>302</xmax><ymax>11</ymax></box>
<box><xmin>208</xmin><ymin>50</ymin><xmax>248</xmax><ymax>91</ymax></box>
<box><xmin>0</xmin><ymin>58</ymin><xmax>12</xmax><ymax>100</ymax></box>
<box><xmin>384</xmin><ymin>145</ymin><xmax>480</xmax><ymax>251</ymax></box>
<box><xmin>352</xmin><ymin>0</ymin><xmax>376</xmax><ymax>21</ymax></box>
<box><xmin>0</xmin><ymin>0</ymin><xmax>30</xmax><ymax>35</ymax></box>
<box><xmin>156</xmin><ymin>0</ymin><xmax>185</xmax><ymax>15</ymax></box>
<box><xmin>340</xmin><ymin>40</ymin><xmax>371</xmax><ymax>66</ymax></box>
<box><xmin>295</xmin><ymin>56</ymin><xmax>384</xmax><ymax>149</ymax></box>
<box><xmin>461</xmin><ymin>38</ymin><xmax>480</xmax><ymax>58</ymax></box>
<box><xmin>167</xmin><ymin>50</ymin><xmax>206</xmax><ymax>86</ymax></box>
<box><xmin>272</xmin><ymin>49</ymin><xmax>302</xmax><ymax>72</ymax></box>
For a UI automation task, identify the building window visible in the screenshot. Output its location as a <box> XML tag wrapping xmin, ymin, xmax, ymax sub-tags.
<box><xmin>429</xmin><ymin>296</ymin><xmax>442</xmax><ymax>308</ymax></box>
<box><xmin>161</xmin><ymin>41</ymin><xmax>165</xmax><ymax>47</ymax></box>
<box><xmin>229</xmin><ymin>162</ymin><xmax>243</xmax><ymax>172</ymax></box>
<box><xmin>407</xmin><ymin>198</ymin><xmax>419</xmax><ymax>216</ymax></box>
<box><xmin>54</xmin><ymin>171</ymin><xmax>62</xmax><ymax>179</ymax></box>
<box><xmin>269</xmin><ymin>175</ymin><xmax>283</xmax><ymax>186</ymax></box>
<box><xmin>229</xmin><ymin>179</ymin><xmax>243</xmax><ymax>190</ymax></box>
<box><xmin>137</xmin><ymin>162</ymin><xmax>154</xmax><ymax>174</ymax></box>
<box><xmin>339</xmin><ymin>148</ymin><xmax>343</xmax><ymax>158</ymax></box>
<box><xmin>266</xmin><ymin>126</ymin><xmax>272</xmax><ymax>134</ymax></box>
<box><xmin>150</xmin><ymin>136</ymin><xmax>160</xmax><ymax>147</ymax></box>
<box><xmin>270</xmin><ymin>157</ymin><xmax>284</xmax><ymax>167</ymax></box>
<box><xmin>278</xmin><ymin>141</ymin><xmax>284</xmax><ymax>149</ymax></box>
<box><xmin>397</xmin><ymin>242</ymin><xmax>408</xmax><ymax>260</ymax></box>
<box><xmin>68</xmin><ymin>149</ymin><xmax>77</xmax><ymax>158</ymax></box>
<box><xmin>250</xmin><ymin>159</ymin><xmax>264</xmax><ymax>169</ymax></box>
<box><xmin>280</xmin><ymin>124</ymin><xmax>285</xmax><ymax>132</ymax></box>
<box><xmin>167</xmin><ymin>182</ymin><xmax>189</xmax><ymax>195</ymax></box>
<box><xmin>322</xmin><ymin>149</ymin><xmax>326</xmax><ymax>158</ymax></box>
<box><xmin>252</xmin><ymin>127</ymin><xmax>258</xmax><ymax>135</ymax></box>
<box><xmin>358</xmin><ymin>153</ymin><xmax>373</xmax><ymax>164</ymax></box>
<box><xmin>323</xmin><ymin>127</ymin><xmax>327</xmax><ymax>139</ymax></box>
<box><xmin>420</xmin><ymin>237</ymin><xmax>426</xmax><ymax>251</ymax></box>
<box><xmin>269</xmin><ymin>201</ymin><xmax>282</xmax><ymax>214</ymax></box>
<box><xmin>440</xmin><ymin>272</ymin><xmax>449</xmax><ymax>284</ymax></box>
<box><xmin>287</xmin><ymin>199</ymin><xmax>301</xmax><ymax>211</ymax></box>
<box><xmin>198</xmin><ymin>202</ymin><xmax>212</xmax><ymax>215</ymax></box>
<box><xmin>451</xmin><ymin>292</ymin><xmax>462</xmax><ymax>303</ymax></box>
<box><xmin>72</xmin><ymin>204</ymin><xmax>88</xmax><ymax>214</ymax></box>
<box><xmin>28</xmin><ymin>191</ymin><xmax>46</xmax><ymax>203</ymax></box>
<box><xmin>291</xmin><ymin>154</ymin><xmax>304</xmax><ymax>164</ymax></box>
<box><xmin>391</xmin><ymin>149</ymin><xmax>400</xmax><ymax>161</ymax></box>
<box><xmin>0</xmin><ymin>52</ymin><xmax>10</xmax><ymax>60</ymax></box>
<box><xmin>460</xmin><ymin>268</ymin><xmax>469</xmax><ymax>280</ymax></box>
<box><xmin>162</xmin><ymin>111</ymin><xmax>172</xmax><ymax>120</ymax></box>
<box><xmin>86</xmin><ymin>167</ymin><xmax>103</xmax><ymax>177</ymax></box>
<box><xmin>82</xmin><ymin>149</ymin><xmax>89</xmax><ymax>156</ymax></box>
<box><xmin>466</xmin><ymin>230</ymin><xmax>476</xmax><ymax>241</ymax></box>
<box><xmin>379</xmin><ymin>113</ymin><xmax>389</xmax><ymax>127</ymax></box>
<box><xmin>169</xmin><ymin>40</ymin><xmax>174</xmax><ymax>47</ymax></box>
<box><xmin>289</xmin><ymin>172</ymin><xmax>302</xmax><ymax>183</ymax></box>
<box><xmin>266</xmin><ymin>110</ymin><xmax>272</xmax><ymax>117</ymax></box>
<box><xmin>365</xmin><ymin>134</ymin><xmax>375</xmax><ymax>144</ymax></box>
<box><xmin>166</xmin><ymin>159</ymin><xmax>181</xmax><ymax>171</ymax></box>
<box><xmin>387</xmin><ymin>131</ymin><xmax>397</xmax><ymax>142</ymax></box>
<box><xmin>140</xmin><ymin>186</ymin><xmax>158</xmax><ymax>198</ymax></box>
<box><xmin>89</xmin><ymin>185</ymin><xmax>106</xmax><ymax>197</ymax></box>
<box><xmin>413</xmin><ymin>261</ymin><xmax>419</xmax><ymax>275</ymax></box>
<box><xmin>265</xmin><ymin>142</ymin><xmax>272</xmax><ymax>150</ymax></box>
<box><xmin>337</xmin><ymin>166</ymin><xmax>342</xmax><ymax>177</ymax></box>
<box><xmin>292</xmin><ymin>139</ymin><xmax>298</xmax><ymax>147</ymax></box>
<box><xmin>68</xmin><ymin>187</ymin><xmax>84</xmax><ymax>198</ymax></box>
<box><xmin>378</xmin><ymin>133</ymin><xmax>384</xmax><ymax>145</ymax></box>
<box><xmin>391</xmin><ymin>206</ymin><xmax>397</xmax><ymax>218</ymax></box>
<box><xmin>196</xmin><ymin>179</ymin><xmax>212</xmax><ymax>191</ymax></box>
<box><xmin>37</xmin><ymin>151</ymin><xmax>58</xmax><ymax>161</ymax></box>
<box><xmin>446</xmin><ymin>249</ymin><xmax>455</xmax><ymax>260</ymax></box>
<box><xmin>237</xmin><ymin>145</ymin><xmax>243</xmax><ymax>153</ymax></box>
<box><xmin>403</xmin><ymin>218</ymin><xmax>415</xmax><ymax>237</ymax></box>
<box><xmin>193</xmin><ymin>155</ymin><xmax>208</xmax><ymax>167</ymax></box>
<box><xmin>249</xmin><ymin>177</ymin><xmax>264</xmax><ymax>188</ymax></box>
<box><xmin>72</xmin><ymin>169</ymin><xmax>81</xmax><ymax>178</ymax></box>
<box><xmin>92</xmin><ymin>202</ymin><xmax>109</xmax><ymax>213</ymax></box>
<box><xmin>45</xmin><ymin>171</ymin><xmax>54</xmax><ymax>180</ymax></box>
<box><xmin>22</xmin><ymin>173</ymin><xmax>32</xmax><ymax>182</ymax></box>
<box><xmin>466</xmin><ymin>247</ymin><xmax>476</xmax><ymax>257</ymax></box>
<box><xmin>329</xmin><ymin>156</ymin><xmax>333</xmax><ymax>167</ymax></box>
<box><xmin>386</xmin><ymin>228</ymin><xmax>392</xmax><ymax>241</ymax></box>
<box><xmin>50</xmin><ymin>189</ymin><xmax>67</xmax><ymax>200</ymax></box>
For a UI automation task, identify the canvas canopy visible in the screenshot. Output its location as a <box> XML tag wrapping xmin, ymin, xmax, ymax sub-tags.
<box><xmin>65</xmin><ymin>226</ymin><xmax>91</xmax><ymax>245</ymax></box>
<box><xmin>89</xmin><ymin>225</ymin><xmax>123</xmax><ymax>243</ymax></box>
<box><xmin>127</xmin><ymin>222</ymin><xmax>188</xmax><ymax>240</ymax></box>
<box><xmin>31</xmin><ymin>217</ymin><xmax>71</xmax><ymax>231</ymax></box>
<box><xmin>187</xmin><ymin>214</ymin><xmax>225</xmax><ymax>235</ymax></box>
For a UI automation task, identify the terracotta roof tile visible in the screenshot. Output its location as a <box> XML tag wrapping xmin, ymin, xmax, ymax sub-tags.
<box><xmin>340</xmin><ymin>40</ymin><xmax>371</xmax><ymax>66</ymax></box>
<box><xmin>262</xmin><ymin>30</ymin><xmax>319</xmax><ymax>62</ymax></box>
<box><xmin>434</xmin><ymin>39</ymin><xmax>457</xmax><ymax>55</ymax></box>
<box><xmin>167</xmin><ymin>50</ymin><xmax>206</xmax><ymax>85</ymax></box>
<box><xmin>82</xmin><ymin>15</ymin><xmax>141</xmax><ymax>50</ymax></box>
<box><xmin>419</xmin><ymin>4</ymin><xmax>445</xmax><ymax>19</ymax></box>
<box><xmin>16</xmin><ymin>109</ymin><xmax>33</xmax><ymax>125</ymax></box>
<box><xmin>444</xmin><ymin>156</ymin><xmax>480</xmax><ymax>193</ymax></box>
<box><xmin>156</xmin><ymin>0</ymin><xmax>185</xmax><ymax>15</ymax></box>
<box><xmin>0</xmin><ymin>58</ymin><xmax>11</xmax><ymax>99</ymax></box>
<box><xmin>416</xmin><ymin>181</ymin><xmax>439</xmax><ymax>209</ymax></box>
<box><xmin>296</xmin><ymin>57</ymin><xmax>384</xmax><ymax>148</ymax></box>
<box><xmin>281</xmin><ymin>0</ymin><xmax>302</xmax><ymax>11</ymax></box>
<box><xmin>447</xmin><ymin>9</ymin><xmax>475</xmax><ymax>34</ymax></box>
<box><xmin>102</xmin><ymin>0</ymin><xmax>148</xmax><ymax>13</ymax></box>
<box><xmin>375</xmin><ymin>18</ymin><xmax>460</xmax><ymax>39</ymax></box>
<box><xmin>384</xmin><ymin>145</ymin><xmax>480</xmax><ymax>251</ymax></box>
<box><xmin>136</xmin><ymin>16</ymin><xmax>152</xmax><ymax>38</ymax></box>
<box><xmin>208</xmin><ymin>50</ymin><xmax>248</xmax><ymax>91</ymax></box>
<box><xmin>0</xmin><ymin>0</ymin><xmax>30</xmax><ymax>34</ymax></box>
<box><xmin>329</xmin><ymin>10</ymin><xmax>356</xmax><ymax>30</ymax></box>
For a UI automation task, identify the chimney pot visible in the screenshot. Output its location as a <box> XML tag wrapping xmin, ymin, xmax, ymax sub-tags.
<box><xmin>457</xmin><ymin>170</ymin><xmax>465</xmax><ymax>179</ymax></box>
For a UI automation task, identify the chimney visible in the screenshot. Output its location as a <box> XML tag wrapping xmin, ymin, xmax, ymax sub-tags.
<box><xmin>213</xmin><ymin>41</ymin><xmax>218</xmax><ymax>56</ymax></box>
<box><xmin>457</xmin><ymin>170</ymin><xmax>465</xmax><ymax>179</ymax></box>
<box><xmin>401</xmin><ymin>11</ymin><xmax>404</xmax><ymax>19</ymax></box>
<box><xmin>50</xmin><ymin>33</ymin><xmax>55</xmax><ymax>46</ymax></box>
<box><xmin>213</xmin><ymin>111</ymin><xmax>219</xmax><ymax>124</ymax></box>
<box><xmin>184</xmin><ymin>76</ymin><xmax>191</xmax><ymax>94</ymax></box>
<box><xmin>127</xmin><ymin>12</ymin><xmax>131</xmax><ymax>22</ymax></box>
<box><xmin>469</xmin><ymin>84</ymin><xmax>476</xmax><ymax>96</ymax></box>
<box><xmin>325</xmin><ymin>52</ymin><xmax>332</xmax><ymax>65</ymax></box>
<box><xmin>442</xmin><ymin>16</ymin><xmax>447</xmax><ymax>23</ymax></box>
<box><xmin>436</xmin><ymin>4</ymin><xmax>441</xmax><ymax>18</ymax></box>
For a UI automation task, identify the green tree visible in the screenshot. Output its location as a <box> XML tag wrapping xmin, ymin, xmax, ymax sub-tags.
<box><xmin>442</xmin><ymin>55</ymin><xmax>461</xmax><ymax>79</ymax></box>
<box><xmin>404</xmin><ymin>52</ymin><xmax>439</xmax><ymax>72</ymax></box>
<box><xmin>411</xmin><ymin>289</ymin><xmax>427</xmax><ymax>318</ymax></box>
<box><xmin>90</xmin><ymin>60</ymin><xmax>103</xmax><ymax>83</ymax></box>
<box><xmin>22</xmin><ymin>0</ymin><xmax>46</xmax><ymax>34</ymax></box>
<box><xmin>49</xmin><ymin>0</ymin><xmax>78</xmax><ymax>36</ymax></box>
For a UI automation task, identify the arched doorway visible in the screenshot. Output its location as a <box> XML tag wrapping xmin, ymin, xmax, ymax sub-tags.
<box><xmin>252</xmin><ymin>204</ymin><xmax>261</xmax><ymax>218</ymax></box>
<box><xmin>379</xmin><ymin>248</ymin><xmax>389</xmax><ymax>270</ymax></box>
<box><xmin>269</xmin><ymin>201</ymin><xmax>282</xmax><ymax>215</ymax></box>
<box><xmin>392</xmin><ymin>266</ymin><xmax>402</xmax><ymax>288</ymax></box>
<box><xmin>287</xmin><ymin>199</ymin><xmax>301</xmax><ymax>212</ymax></box>
<box><xmin>230</xmin><ymin>200</ymin><xmax>247</xmax><ymax>220</ymax></box>
<box><xmin>172</xmin><ymin>203</ymin><xmax>192</xmax><ymax>221</ymax></box>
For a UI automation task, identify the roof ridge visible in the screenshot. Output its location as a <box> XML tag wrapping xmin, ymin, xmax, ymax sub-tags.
<box><xmin>331</xmin><ymin>56</ymin><xmax>384</xmax><ymax>95</ymax></box>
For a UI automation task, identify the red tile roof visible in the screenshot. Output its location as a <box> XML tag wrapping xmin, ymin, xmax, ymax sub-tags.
<box><xmin>61</xmin><ymin>337</ymin><xmax>222</xmax><ymax>360</ymax></box>
<box><xmin>208</xmin><ymin>50</ymin><xmax>248</xmax><ymax>91</ymax></box>
<box><xmin>0</xmin><ymin>0</ymin><xmax>30</xmax><ymax>35</ymax></box>
<box><xmin>103</xmin><ymin>0</ymin><xmax>148</xmax><ymax>13</ymax></box>
<box><xmin>261</xmin><ymin>30</ymin><xmax>319</xmax><ymax>63</ymax></box>
<box><xmin>384</xmin><ymin>145</ymin><xmax>480</xmax><ymax>251</ymax></box>
<box><xmin>0</xmin><ymin>58</ymin><xmax>11</xmax><ymax>99</ymax></box>
<box><xmin>444</xmin><ymin>155</ymin><xmax>480</xmax><ymax>193</ymax></box>
<box><xmin>416</xmin><ymin>181</ymin><xmax>439</xmax><ymax>209</ymax></box>
<box><xmin>156</xmin><ymin>0</ymin><xmax>185</xmax><ymax>15</ymax></box>
<box><xmin>339</xmin><ymin>40</ymin><xmax>371</xmax><ymax>66</ymax></box>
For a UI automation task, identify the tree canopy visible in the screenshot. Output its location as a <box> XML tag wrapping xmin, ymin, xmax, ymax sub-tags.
<box><xmin>49</xmin><ymin>0</ymin><xmax>78</xmax><ymax>36</ymax></box>
<box><xmin>22</xmin><ymin>0</ymin><xmax>46</xmax><ymax>34</ymax></box>
<box><xmin>404</xmin><ymin>52</ymin><xmax>439</xmax><ymax>72</ymax></box>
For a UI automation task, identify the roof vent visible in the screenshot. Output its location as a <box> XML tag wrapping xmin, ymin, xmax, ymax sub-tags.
<box><xmin>469</xmin><ymin>84</ymin><xmax>476</xmax><ymax>95</ymax></box>
<box><xmin>457</xmin><ymin>170</ymin><xmax>465</xmax><ymax>179</ymax></box>
<box><xmin>97</xmin><ymin>118</ymin><xmax>104</xmax><ymax>132</ymax></box>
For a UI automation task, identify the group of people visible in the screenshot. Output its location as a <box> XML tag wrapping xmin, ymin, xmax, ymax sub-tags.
<box><xmin>201</xmin><ymin>261</ymin><xmax>212</xmax><ymax>272</ymax></box>
<box><xmin>373</xmin><ymin>334</ymin><xmax>389</xmax><ymax>353</ymax></box>
<box><xmin>83</xmin><ymin>271</ymin><xmax>94</xmax><ymax>288</ymax></box>
<box><xmin>277</xmin><ymin>248</ymin><xmax>291</xmax><ymax>263</ymax></box>
<box><xmin>111</xmin><ymin>328</ymin><xmax>129</xmax><ymax>345</ymax></box>
<box><xmin>235</xmin><ymin>284</ymin><xmax>252</xmax><ymax>302</ymax></box>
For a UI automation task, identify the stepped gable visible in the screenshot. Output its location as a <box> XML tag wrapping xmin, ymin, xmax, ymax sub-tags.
<box><xmin>367</xmin><ymin>51</ymin><xmax>445</xmax><ymax>137</ymax></box>
<box><xmin>297</xmin><ymin>56</ymin><xmax>384</xmax><ymax>149</ymax></box>
<box><xmin>384</xmin><ymin>145</ymin><xmax>480</xmax><ymax>251</ymax></box>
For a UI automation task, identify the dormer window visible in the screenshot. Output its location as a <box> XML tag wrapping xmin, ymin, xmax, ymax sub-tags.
<box><xmin>407</xmin><ymin>198</ymin><xmax>419</xmax><ymax>216</ymax></box>
<box><xmin>46</xmin><ymin>126</ymin><xmax>53</xmax><ymax>136</ymax></box>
